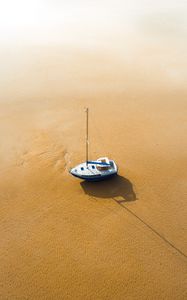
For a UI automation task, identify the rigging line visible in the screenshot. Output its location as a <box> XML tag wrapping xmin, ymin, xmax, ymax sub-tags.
<box><xmin>112</xmin><ymin>198</ymin><xmax>187</xmax><ymax>261</ymax></box>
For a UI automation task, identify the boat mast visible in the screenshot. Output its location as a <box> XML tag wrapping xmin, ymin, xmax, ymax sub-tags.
<box><xmin>86</xmin><ymin>108</ymin><xmax>89</xmax><ymax>165</ymax></box>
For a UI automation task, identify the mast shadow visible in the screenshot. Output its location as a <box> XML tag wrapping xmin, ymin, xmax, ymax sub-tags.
<box><xmin>80</xmin><ymin>175</ymin><xmax>137</xmax><ymax>202</ymax></box>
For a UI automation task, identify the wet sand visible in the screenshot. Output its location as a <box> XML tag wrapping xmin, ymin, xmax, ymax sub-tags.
<box><xmin>0</xmin><ymin>42</ymin><xmax>187</xmax><ymax>299</ymax></box>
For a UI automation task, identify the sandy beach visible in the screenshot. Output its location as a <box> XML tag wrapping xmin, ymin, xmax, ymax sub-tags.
<box><xmin>0</xmin><ymin>1</ymin><xmax>187</xmax><ymax>299</ymax></box>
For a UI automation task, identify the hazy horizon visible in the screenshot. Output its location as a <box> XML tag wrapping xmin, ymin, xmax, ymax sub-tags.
<box><xmin>0</xmin><ymin>1</ymin><xmax>186</xmax><ymax>47</ymax></box>
<box><xmin>0</xmin><ymin>0</ymin><xmax>187</xmax><ymax>103</ymax></box>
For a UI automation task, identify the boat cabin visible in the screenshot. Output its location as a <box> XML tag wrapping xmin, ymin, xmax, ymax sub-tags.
<box><xmin>96</xmin><ymin>157</ymin><xmax>112</xmax><ymax>171</ymax></box>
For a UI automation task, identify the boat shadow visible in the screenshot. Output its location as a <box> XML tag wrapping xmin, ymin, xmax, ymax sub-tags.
<box><xmin>80</xmin><ymin>175</ymin><xmax>137</xmax><ymax>203</ymax></box>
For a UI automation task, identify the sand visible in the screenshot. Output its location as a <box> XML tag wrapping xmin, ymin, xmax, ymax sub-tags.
<box><xmin>0</xmin><ymin>45</ymin><xmax>187</xmax><ymax>300</ymax></box>
<box><xmin>1</xmin><ymin>2</ymin><xmax>187</xmax><ymax>297</ymax></box>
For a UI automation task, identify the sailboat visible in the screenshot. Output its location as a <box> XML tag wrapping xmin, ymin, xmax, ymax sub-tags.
<box><xmin>69</xmin><ymin>108</ymin><xmax>118</xmax><ymax>181</ymax></box>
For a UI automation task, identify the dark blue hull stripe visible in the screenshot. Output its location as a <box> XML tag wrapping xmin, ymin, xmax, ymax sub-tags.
<box><xmin>87</xmin><ymin>161</ymin><xmax>110</xmax><ymax>166</ymax></box>
<box><xmin>71</xmin><ymin>172</ymin><xmax>117</xmax><ymax>181</ymax></box>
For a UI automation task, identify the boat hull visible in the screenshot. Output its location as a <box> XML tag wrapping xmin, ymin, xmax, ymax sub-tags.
<box><xmin>70</xmin><ymin>171</ymin><xmax>117</xmax><ymax>181</ymax></box>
